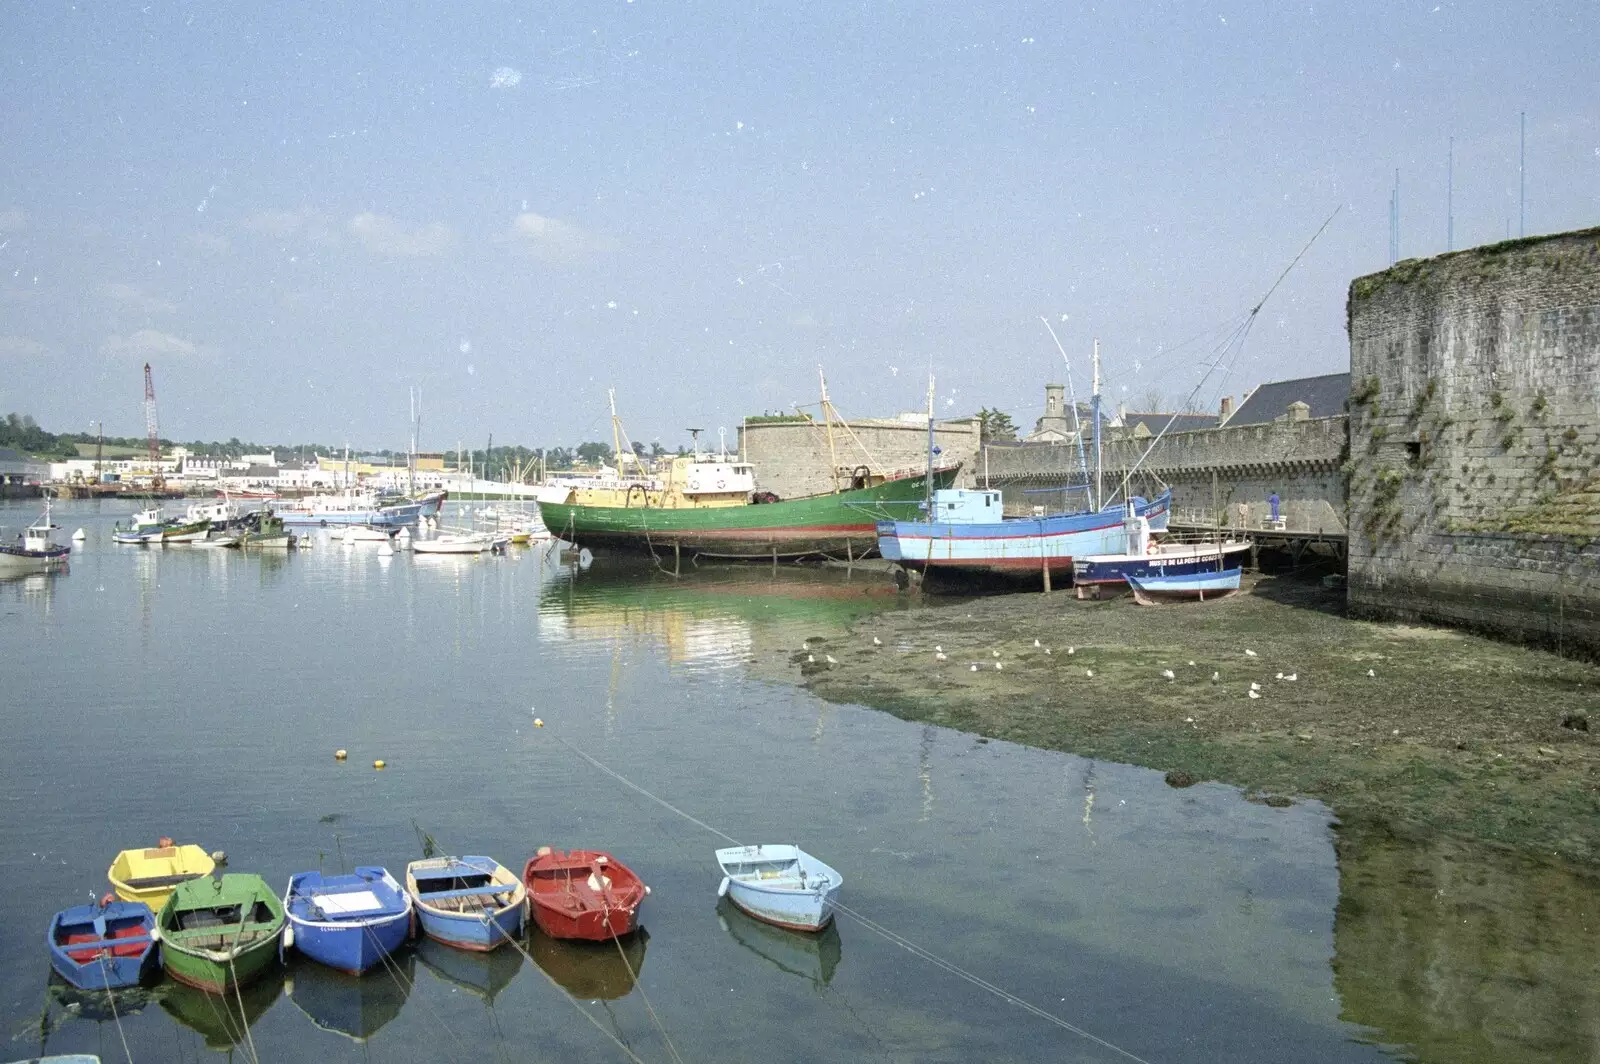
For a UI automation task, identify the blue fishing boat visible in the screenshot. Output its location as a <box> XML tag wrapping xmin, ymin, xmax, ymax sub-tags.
<box><xmin>715</xmin><ymin>845</ymin><xmax>842</xmax><ymax>932</ymax></box>
<box><xmin>284</xmin><ymin>866</ymin><xmax>413</xmax><ymax>975</ymax></box>
<box><xmin>405</xmin><ymin>856</ymin><xmax>526</xmax><ymax>952</ymax></box>
<box><xmin>1128</xmin><ymin>567</ymin><xmax>1242</xmax><ymax>604</ymax></box>
<box><xmin>1074</xmin><ymin>510</ymin><xmax>1252</xmax><ymax>597</ymax></box>
<box><xmin>876</xmin><ymin>488</ymin><xmax>1171</xmax><ymax>586</ymax></box>
<box><xmin>46</xmin><ymin>899</ymin><xmax>158</xmax><ymax>990</ymax></box>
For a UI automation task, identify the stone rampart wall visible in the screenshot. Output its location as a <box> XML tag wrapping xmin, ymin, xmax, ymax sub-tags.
<box><xmin>1346</xmin><ymin>226</ymin><xmax>1600</xmax><ymax>656</ymax></box>
<box><xmin>739</xmin><ymin>418</ymin><xmax>980</xmax><ymax>500</ymax></box>
<box><xmin>984</xmin><ymin>415</ymin><xmax>1348</xmax><ymax>534</ymax></box>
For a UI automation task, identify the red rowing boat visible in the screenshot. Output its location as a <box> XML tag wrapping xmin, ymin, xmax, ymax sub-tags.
<box><xmin>523</xmin><ymin>848</ymin><xmax>649</xmax><ymax>941</ymax></box>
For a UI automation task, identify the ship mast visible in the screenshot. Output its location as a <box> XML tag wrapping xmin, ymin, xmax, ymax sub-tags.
<box><xmin>819</xmin><ymin>367</ymin><xmax>840</xmax><ymax>493</ymax></box>
<box><xmin>924</xmin><ymin>371</ymin><xmax>936</xmax><ymax>513</ymax></box>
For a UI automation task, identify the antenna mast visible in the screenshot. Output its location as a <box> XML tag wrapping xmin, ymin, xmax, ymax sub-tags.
<box><xmin>819</xmin><ymin>367</ymin><xmax>840</xmax><ymax>493</ymax></box>
<box><xmin>1091</xmin><ymin>341</ymin><xmax>1102</xmax><ymax>512</ymax></box>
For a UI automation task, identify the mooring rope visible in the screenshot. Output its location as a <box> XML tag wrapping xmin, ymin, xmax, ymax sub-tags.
<box><xmin>358</xmin><ymin>922</ymin><xmax>474</xmax><ymax>1063</ymax></box>
<box><xmin>226</xmin><ymin>953</ymin><xmax>263</xmax><ymax>1064</ymax></box>
<box><xmin>546</xmin><ymin>732</ymin><xmax>1159</xmax><ymax>1064</ymax></box>
<box><xmin>93</xmin><ymin>954</ymin><xmax>135</xmax><ymax>1064</ymax></box>
<box><xmin>602</xmin><ymin>900</ymin><xmax>684</xmax><ymax>1064</ymax></box>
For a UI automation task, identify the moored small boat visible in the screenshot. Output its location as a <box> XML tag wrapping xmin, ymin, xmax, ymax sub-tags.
<box><xmin>111</xmin><ymin>506</ymin><xmax>168</xmax><ymax>544</ymax></box>
<box><xmin>46</xmin><ymin>899</ymin><xmax>158</xmax><ymax>990</ymax></box>
<box><xmin>161</xmin><ymin>519</ymin><xmax>212</xmax><ymax>543</ymax></box>
<box><xmin>715</xmin><ymin>844</ymin><xmax>842</xmax><ymax>932</ymax></box>
<box><xmin>284</xmin><ymin>866</ymin><xmax>413</xmax><ymax>975</ymax></box>
<box><xmin>340</xmin><ymin>525</ymin><xmax>395</xmax><ymax>544</ymax></box>
<box><xmin>523</xmin><ymin>848</ymin><xmax>649</xmax><ymax>941</ymax></box>
<box><xmin>411</xmin><ymin>532</ymin><xmax>496</xmax><ymax>554</ymax></box>
<box><xmin>157</xmin><ymin>874</ymin><xmax>286</xmax><ymax>993</ymax></box>
<box><xmin>108</xmin><ymin>841</ymin><xmax>216</xmax><ymax>913</ymax></box>
<box><xmin>0</xmin><ymin>497</ymin><xmax>71</xmax><ymax>572</ymax></box>
<box><xmin>1127</xmin><ymin>567</ymin><xmax>1243</xmax><ymax>604</ymax></box>
<box><xmin>406</xmin><ymin>856</ymin><xmax>526</xmax><ymax>952</ymax></box>
<box><xmin>1074</xmin><ymin>510</ymin><xmax>1252</xmax><ymax>598</ymax></box>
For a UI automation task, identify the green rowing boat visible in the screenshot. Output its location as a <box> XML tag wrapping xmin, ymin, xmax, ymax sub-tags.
<box><xmin>158</xmin><ymin>874</ymin><xmax>285</xmax><ymax>994</ymax></box>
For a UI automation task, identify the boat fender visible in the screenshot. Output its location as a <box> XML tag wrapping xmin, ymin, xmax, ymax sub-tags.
<box><xmin>148</xmin><ymin>925</ymin><xmax>160</xmax><ymax>942</ymax></box>
<box><xmin>717</xmin><ymin>876</ymin><xmax>730</xmax><ymax>899</ymax></box>
<box><xmin>99</xmin><ymin>892</ymin><xmax>115</xmax><ymax>908</ymax></box>
<box><xmin>158</xmin><ymin>836</ymin><xmax>175</xmax><ymax>848</ymax></box>
<box><xmin>283</xmin><ymin>925</ymin><xmax>294</xmax><ymax>951</ymax></box>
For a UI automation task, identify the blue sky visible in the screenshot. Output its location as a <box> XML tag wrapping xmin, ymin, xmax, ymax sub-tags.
<box><xmin>1</xmin><ymin>0</ymin><xmax>1596</xmax><ymax>451</ymax></box>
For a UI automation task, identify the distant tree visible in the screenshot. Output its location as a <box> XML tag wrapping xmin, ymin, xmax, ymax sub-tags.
<box><xmin>649</xmin><ymin>440</ymin><xmax>668</xmax><ymax>458</ymax></box>
<box><xmin>975</xmin><ymin>407</ymin><xmax>1018</xmax><ymax>443</ymax></box>
<box><xmin>575</xmin><ymin>441</ymin><xmax>615</xmax><ymax>467</ymax></box>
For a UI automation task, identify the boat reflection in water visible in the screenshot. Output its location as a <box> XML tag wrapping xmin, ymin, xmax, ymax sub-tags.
<box><xmin>415</xmin><ymin>936</ymin><xmax>524</xmax><ymax>1005</ymax></box>
<box><xmin>527</xmin><ymin>927</ymin><xmax>649</xmax><ymax>1001</ymax></box>
<box><xmin>285</xmin><ymin>950</ymin><xmax>414</xmax><ymax>1043</ymax></box>
<box><xmin>43</xmin><ymin>975</ymin><xmax>159</xmax><ymax>1045</ymax></box>
<box><xmin>717</xmin><ymin>896</ymin><xmax>842</xmax><ymax>987</ymax></box>
<box><xmin>160</xmin><ymin>966</ymin><xmax>285</xmax><ymax>1050</ymax></box>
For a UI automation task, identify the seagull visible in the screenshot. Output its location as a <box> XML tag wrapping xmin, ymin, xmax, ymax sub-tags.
<box><xmin>992</xmin><ymin>650</ymin><xmax>1001</xmax><ymax>657</ymax></box>
<box><xmin>1033</xmin><ymin>639</ymin><xmax>1041</xmax><ymax>647</ymax></box>
<box><xmin>1245</xmin><ymin>649</ymin><xmax>1258</xmax><ymax>657</ymax></box>
<box><xmin>1367</xmin><ymin>668</ymin><xmax>1376</xmax><ymax>677</ymax></box>
<box><xmin>1085</xmin><ymin>669</ymin><xmax>1094</xmax><ymax>678</ymax></box>
<box><xmin>970</xmin><ymin>664</ymin><xmax>979</xmax><ymax>672</ymax></box>
<box><xmin>1161</xmin><ymin>669</ymin><xmax>1175</xmax><ymax>680</ymax></box>
<box><xmin>1284</xmin><ymin>673</ymin><xmax>1297</xmax><ymax>681</ymax></box>
<box><xmin>935</xmin><ymin>652</ymin><xmax>948</xmax><ymax>661</ymax></box>
<box><xmin>803</xmin><ymin>641</ymin><xmax>810</xmax><ymax>651</ymax></box>
<box><xmin>1043</xmin><ymin>648</ymin><xmax>1052</xmax><ymax>655</ymax></box>
<box><xmin>807</xmin><ymin>654</ymin><xmax>815</xmax><ymax>663</ymax></box>
<box><xmin>872</xmin><ymin>636</ymin><xmax>882</xmax><ymax>646</ymax></box>
<box><xmin>1067</xmin><ymin>646</ymin><xmax>1076</xmax><ymax>655</ymax></box>
<box><xmin>1275</xmin><ymin>672</ymin><xmax>1284</xmax><ymax>680</ymax></box>
<box><xmin>825</xmin><ymin>654</ymin><xmax>838</xmax><ymax>665</ymax></box>
<box><xmin>935</xmin><ymin>645</ymin><xmax>943</xmax><ymax>653</ymax></box>
<box><xmin>1250</xmin><ymin>682</ymin><xmax>1261</xmax><ymax>691</ymax></box>
<box><xmin>1211</xmin><ymin>671</ymin><xmax>1220</xmax><ymax>682</ymax></box>
<box><xmin>995</xmin><ymin>662</ymin><xmax>1004</xmax><ymax>671</ymax></box>
<box><xmin>1248</xmin><ymin>690</ymin><xmax>1261</xmax><ymax>699</ymax></box>
<box><xmin>1188</xmin><ymin>660</ymin><xmax>1196</xmax><ymax>667</ymax></box>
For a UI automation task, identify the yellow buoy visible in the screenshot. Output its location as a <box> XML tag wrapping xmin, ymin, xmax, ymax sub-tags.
<box><xmin>373</xmin><ymin>759</ymin><xmax>386</xmax><ymax>770</ymax></box>
<box><xmin>334</xmin><ymin>749</ymin><xmax>348</xmax><ymax>761</ymax></box>
<box><xmin>533</xmin><ymin>718</ymin><xmax>544</xmax><ymax>728</ymax></box>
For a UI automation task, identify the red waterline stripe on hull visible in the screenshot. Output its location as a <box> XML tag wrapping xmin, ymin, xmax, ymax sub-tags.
<box><xmin>915</xmin><ymin>557</ymin><xmax>1078</xmax><ymax>570</ymax></box>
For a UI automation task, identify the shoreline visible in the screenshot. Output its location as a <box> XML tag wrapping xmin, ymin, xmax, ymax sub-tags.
<box><xmin>781</xmin><ymin>574</ymin><xmax>1600</xmax><ymax>866</ymax></box>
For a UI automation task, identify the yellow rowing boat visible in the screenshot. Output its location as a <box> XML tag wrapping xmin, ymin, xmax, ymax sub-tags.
<box><xmin>108</xmin><ymin>842</ymin><xmax>215</xmax><ymax>912</ymax></box>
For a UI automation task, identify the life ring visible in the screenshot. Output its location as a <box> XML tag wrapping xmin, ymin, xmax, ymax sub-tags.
<box><xmin>717</xmin><ymin>479</ymin><xmax>726</xmax><ymax>489</ymax></box>
<box><xmin>689</xmin><ymin>480</ymin><xmax>701</xmax><ymax>491</ymax></box>
<box><xmin>1146</xmin><ymin>543</ymin><xmax>1158</xmax><ymax>555</ymax></box>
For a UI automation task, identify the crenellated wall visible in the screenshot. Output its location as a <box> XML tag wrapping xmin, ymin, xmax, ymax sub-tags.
<box><xmin>738</xmin><ymin>417</ymin><xmax>980</xmax><ymax>500</ymax></box>
<box><xmin>1346</xmin><ymin>226</ymin><xmax>1600</xmax><ymax>657</ymax></box>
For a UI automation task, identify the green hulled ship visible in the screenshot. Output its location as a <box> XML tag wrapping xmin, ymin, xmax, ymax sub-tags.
<box><xmin>158</xmin><ymin>874</ymin><xmax>285</xmax><ymax>994</ymax></box>
<box><xmin>537</xmin><ymin>454</ymin><xmax>959</xmax><ymax>560</ymax></box>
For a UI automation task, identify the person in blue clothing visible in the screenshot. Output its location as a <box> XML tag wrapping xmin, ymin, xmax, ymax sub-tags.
<box><xmin>1269</xmin><ymin>492</ymin><xmax>1281</xmax><ymax>524</ymax></box>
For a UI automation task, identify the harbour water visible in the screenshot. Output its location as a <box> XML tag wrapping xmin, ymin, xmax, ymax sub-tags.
<box><xmin>0</xmin><ymin>499</ymin><xmax>1589</xmax><ymax>1063</ymax></box>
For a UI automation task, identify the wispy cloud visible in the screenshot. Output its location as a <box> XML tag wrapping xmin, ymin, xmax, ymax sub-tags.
<box><xmin>0</xmin><ymin>208</ymin><xmax>24</xmax><ymax>233</ymax></box>
<box><xmin>502</xmin><ymin>211</ymin><xmax>616</xmax><ymax>260</ymax></box>
<box><xmin>104</xmin><ymin>282</ymin><xmax>177</xmax><ymax>315</ymax></box>
<box><xmin>490</xmin><ymin>66</ymin><xmax>522</xmax><ymax>89</ymax></box>
<box><xmin>240</xmin><ymin>208</ymin><xmax>341</xmax><ymax>246</ymax></box>
<box><xmin>101</xmin><ymin>329</ymin><xmax>199</xmax><ymax>358</ymax></box>
<box><xmin>349</xmin><ymin>212</ymin><xmax>456</xmax><ymax>257</ymax></box>
<box><xmin>0</xmin><ymin>335</ymin><xmax>48</xmax><ymax>357</ymax></box>
<box><xmin>189</xmin><ymin>232</ymin><xmax>233</xmax><ymax>255</ymax></box>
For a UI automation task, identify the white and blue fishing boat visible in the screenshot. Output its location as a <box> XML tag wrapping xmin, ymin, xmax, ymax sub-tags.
<box><xmin>405</xmin><ymin>856</ymin><xmax>526</xmax><ymax>952</ymax></box>
<box><xmin>1128</xmin><ymin>567</ymin><xmax>1242</xmax><ymax>604</ymax></box>
<box><xmin>284</xmin><ymin>866</ymin><xmax>413</xmax><ymax>975</ymax></box>
<box><xmin>110</xmin><ymin>506</ymin><xmax>169</xmax><ymax>544</ymax></box>
<box><xmin>1074</xmin><ymin>509</ymin><xmax>1252</xmax><ymax>597</ymax></box>
<box><xmin>0</xmin><ymin>497</ymin><xmax>71</xmax><ymax>572</ymax></box>
<box><xmin>715</xmin><ymin>845</ymin><xmax>842</xmax><ymax>933</ymax></box>
<box><xmin>877</xmin><ymin>487</ymin><xmax>1171</xmax><ymax>585</ymax></box>
<box><xmin>46</xmin><ymin>899</ymin><xmax>159</xmax><ymax>990</ymax></box>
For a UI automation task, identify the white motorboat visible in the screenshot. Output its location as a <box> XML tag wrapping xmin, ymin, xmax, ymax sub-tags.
<box><xmin>342</xmin><ymin>525</ymin><xmax>396</xmax><ymax>544</ymax></box>
<box><xmin>411</xmin><ymin>532</ymin><xmax>497</xmax><ymax>555</ymax></box>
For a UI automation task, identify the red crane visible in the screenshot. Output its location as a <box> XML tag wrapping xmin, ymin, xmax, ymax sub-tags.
<box><xmin>143</xmin><ymin>362</ymin><xmax>163</xmax><ymax>490</ymax></box>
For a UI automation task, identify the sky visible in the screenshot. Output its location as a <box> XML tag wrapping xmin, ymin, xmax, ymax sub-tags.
<box><xmin>1</xmin><ymin>1</ymin><xmax>1596</xmax><ymax>453</ymax></box>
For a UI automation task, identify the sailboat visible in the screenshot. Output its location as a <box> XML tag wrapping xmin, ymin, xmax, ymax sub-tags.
<box><xmin>876</xmin><ymin>354</ymin><xmax>1169</xmax><ymax>588</ymax></box>
<box><xmin>536</xmin><ymin>379</ymin><xmax>959</xmax><ymax>560</ymax></box>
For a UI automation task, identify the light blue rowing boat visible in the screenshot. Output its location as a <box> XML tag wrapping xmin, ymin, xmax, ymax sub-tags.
<box><xmin>715</xmin><ymin>845</ymin><xmax>842</xmax><ymax>932</ymax></box>
<box><xmin>1127</xmin><ymin>567</ymin><xmax>1242</xmax><ymax>604</ymax></box>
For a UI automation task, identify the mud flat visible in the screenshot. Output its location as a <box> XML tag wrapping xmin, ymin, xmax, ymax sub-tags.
<box><xmin>790</xmin><ymin>575</ymin><xmax>1600</xmax><ymax>864</ymax></box>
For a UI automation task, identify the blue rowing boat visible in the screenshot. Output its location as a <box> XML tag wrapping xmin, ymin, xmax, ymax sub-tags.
<box><xmin>284</xmin><ymin>866</ymin><xmax>413</xmax><ymax>975</ymax></box>
<box><xmin>1127</xmin><ymin>567</ymin><xmax>1242</xmax><ymax>604</ymax></box>
<box><xmin>405</xmin><ymin>857</ymin><xmax>526</xmax><ymax>952</ymax></box>
<box><xmin>715</xmin><ymin>845</ymin><xmax>842</xmax><ymax>932</ymax></box>
<box><xmin>46</xmin><ymin>899</ymin><xmax>158</xmax><ymax>990</ymax></box>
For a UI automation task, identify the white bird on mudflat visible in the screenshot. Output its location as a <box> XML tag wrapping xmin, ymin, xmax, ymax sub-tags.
<box><xmin>1284</xmin><ymin>673</ymin><xmax>1297</xmax><ymax>681</ymax></box>
<box><xmin>872</xmin><ymin>636</ymin><xmax>882</xmax><ymax>646</ymax></box>
<box><xmin>1211</xmin><ymin>671</ymin><xmax>1220</xmax><ymax>682</ymax></box>
<box><xmin>1249</xmin><ymin>689</ymin><xmax>1262</xmax><ymax>699</ymax></box>
<box><xmin>825</xmin><ymin>654</ymin><xmax>838</xmax><ymax>664</ymax></box>
<box><xmin>1245</xmin><ymin>649</ymin><xmax>1258</xmax><ymax>657</ymax></box>
<box><xmin>807</xmin><ymin>654</ymin><xmax>815</xmax><ymax>663</ymax></box>
<box><xmin>935</xmin><ymin>645</ymin><xmax>943</xmax><ymax>653</ymax></box>
<box><xmin>935</xmin><ymin>651</ymin><xmax>948</xmax><ymax>661</ymax></box>
<box><xmin>1188</xmin><ymin>660</ymin><xmax>1196</xmax><ymax>667</ymax></box>
<box><xmin>1367</xmin><ymin>668</ymin><xmax>1376</xmax><ymax>677</ymax></box>
<box><xmin>1085</xmin><ymin>669</ymin><xmax>1094</xmax><ymax>678</ymax></box>
<box><xmin>1033</xmin><ymin>638</ymin><xmax>1041</xmax><ymax>647</ymax></box>
<box><xmin>992</xmin><ymin>650</ymin><xmax>1001</xmax><ymax>657</ymax></box>
<box><xmin>1043</xmin><ymin>647</ymin><xmax>1052</xmax><ymax>655</ymax></box>
<box><xmin>995</xmin><ymin>662</ymin><xmax>1004</xmax><ymax>671</ymax></box>
<box><xmin>1275</xmin><ymin>672</ymin><xmax>1284</xmax><ymax>680</ymax></box>
<box><xmin>803</xmin><ymin>641</ymin><xmax>810</xmax><ymax>651</ymax></box>
<box><xmin>1067</xmin><ymin>646</ymin><xmax>1076</xmax><ymax>655</ymax></box>
<box><xmin>1161</xmin><ymin>669</ymin><xmax>1176</xmax><ymax>680</ymax></box>
<box><xmin>1250</xmin><ymin>681</ymin><xmax>1261</xmax><ymax>691</ymax></box>
<box><xmin>970</xmin><ymin>664</ymin><xmax>979</xmax><ymax>672</ymax></box>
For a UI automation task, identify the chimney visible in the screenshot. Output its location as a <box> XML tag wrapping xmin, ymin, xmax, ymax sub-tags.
<box><xmin>1286</xmin><ymin>400</ymin><xmax>1310</xmax><ymax>422</ymax></box>
<box><xmin>1219</xmin><ymin>395</ymin><xmax>1233</xmax><ymax>420</ymax></box>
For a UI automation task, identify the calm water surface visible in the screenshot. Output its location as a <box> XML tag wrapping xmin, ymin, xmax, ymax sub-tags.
<box><xmin>0</xmin><ymin>499</ymin><xmax>1427</xmax><ymax>1062</ymax></box>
